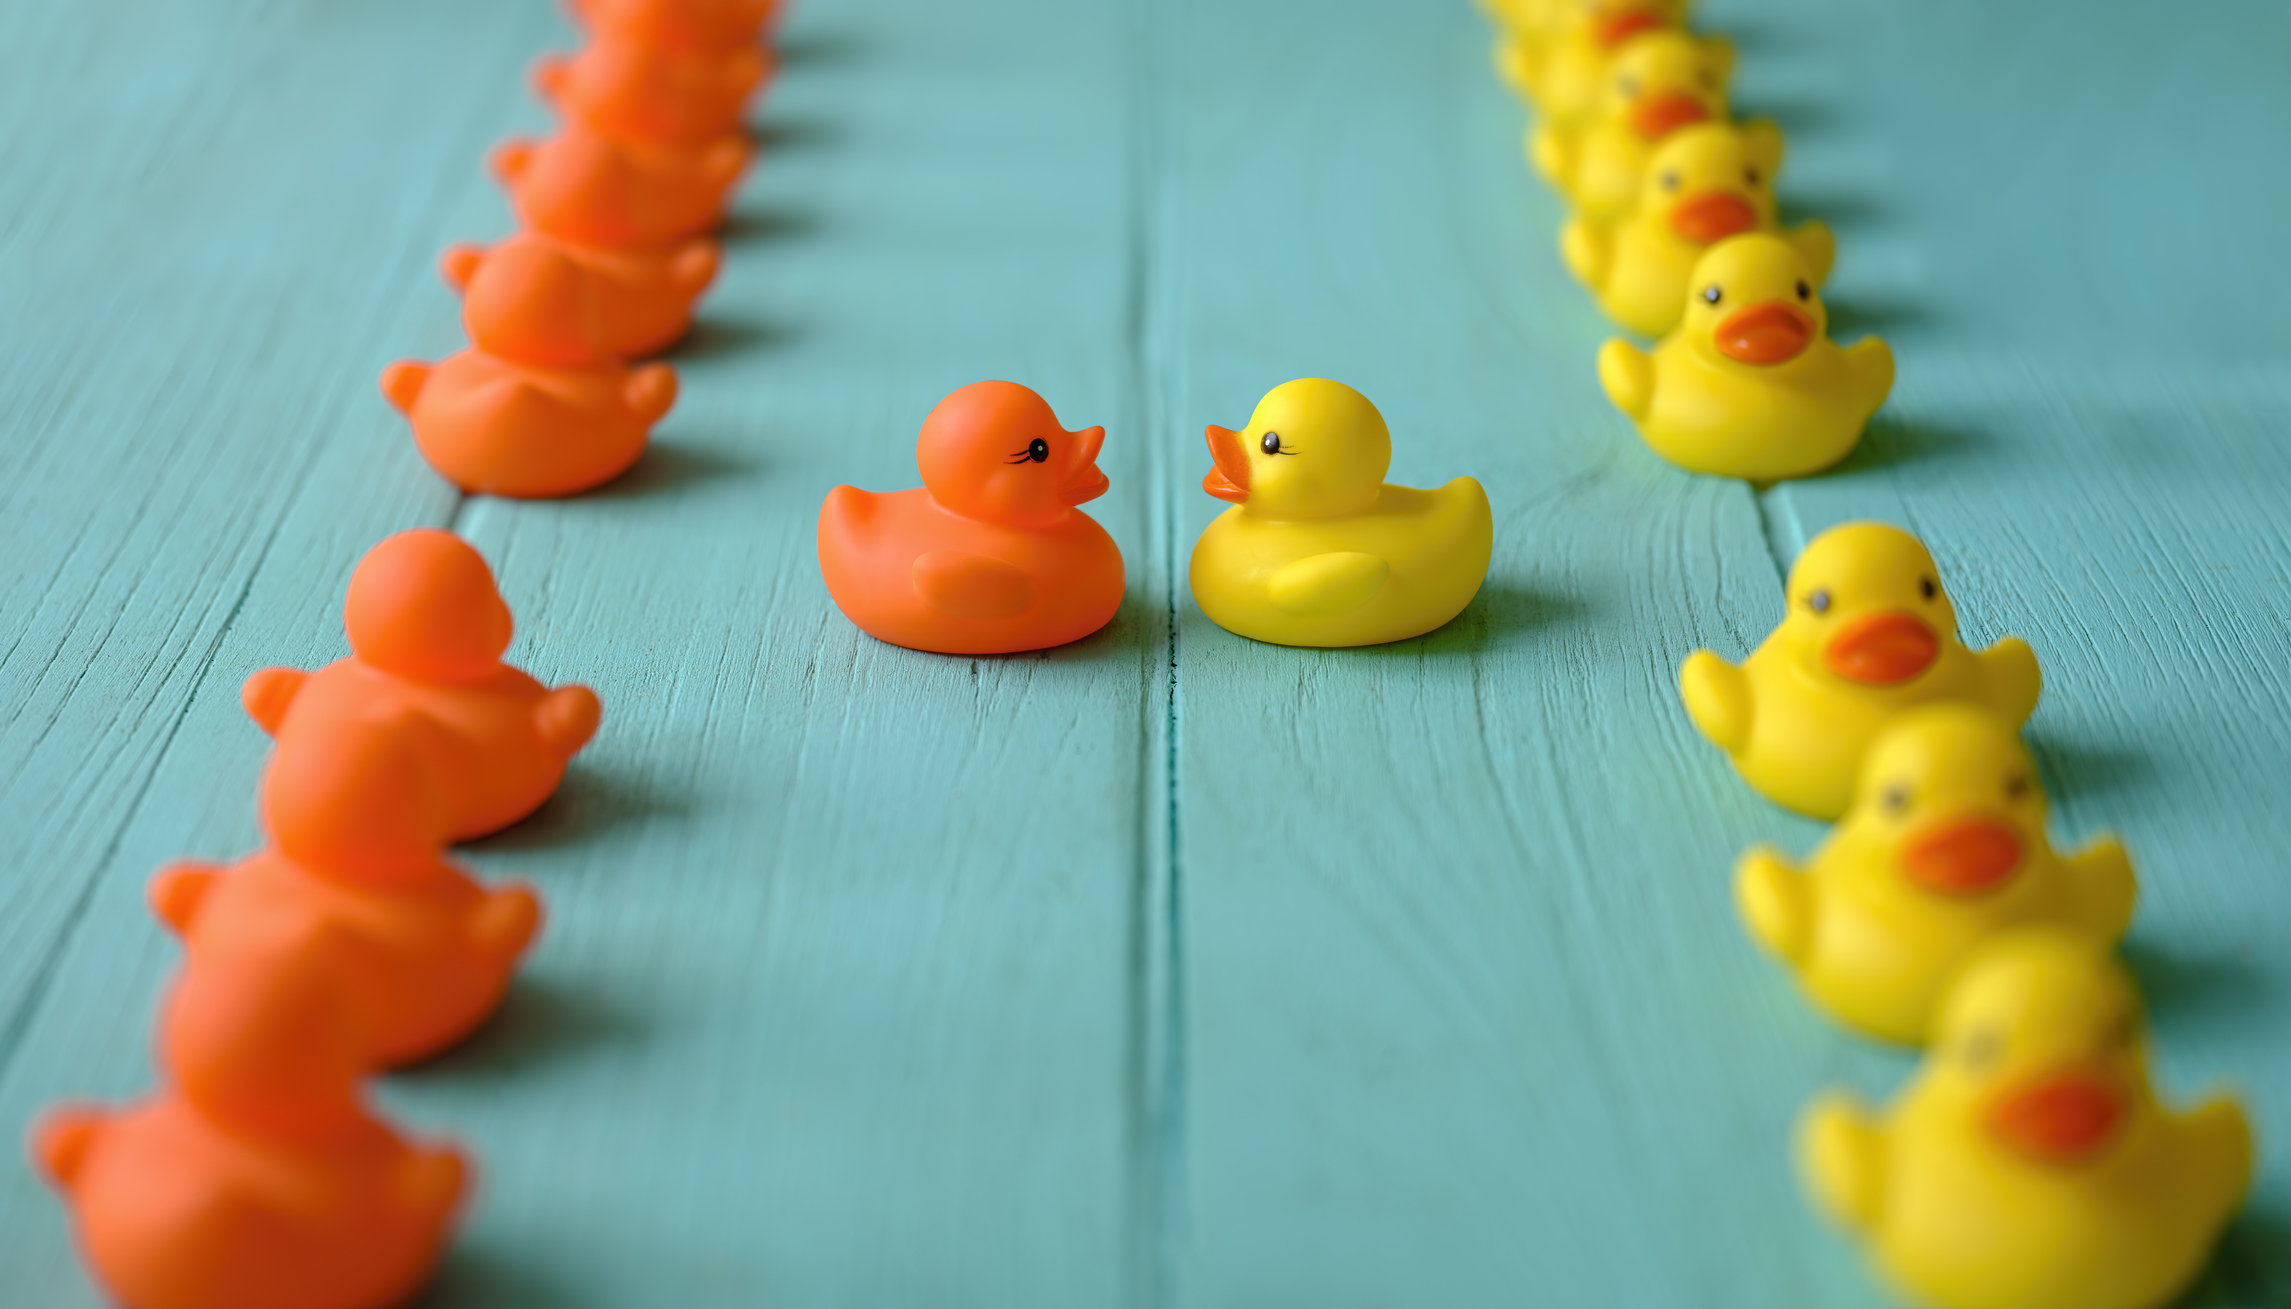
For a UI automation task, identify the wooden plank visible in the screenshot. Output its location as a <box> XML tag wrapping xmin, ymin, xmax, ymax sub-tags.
<box><xmin>1153</xmin><ymin>1</ymin><xmax>1897</xmax><ymax>1305</ymax></box>
<box><xmin>0</xmin><ymin>1</ymin><xmax>564</xmax><ymax>1300</ymax></box>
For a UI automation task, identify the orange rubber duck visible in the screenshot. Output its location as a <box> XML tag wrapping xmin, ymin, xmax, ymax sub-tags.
<box><xmin>31</xmin><ymin>1092</ymin><xmax>465</xmax><ymax>1309</ymax></box>
<box><xmin>441</xmin><ymin>229</ymin><xmax>718</xmax><ymax>363</ymax></box>
<box><xmin>380</xmin><ymin>338</ymin><xmax>676</xmax><ymax>497</ymax></box>
<box><xmin>154</xmin><ymin>707</ymin><xmax>543</xmax><ymax>1071</ymax></box>
<box><xmin>492</xmin><ymin>126</ymin><xmax>748</xmax><ymax>249</ymax></box>
<box><xmin>241</xmin><ymin>529</ymin><xmax>602</xmax><ymax>840</ymax></box>
<box><xmin>567</xmin><ymin>0</ymin><xmax>780</xmax><ymax>55</ymax></box>
<box><xmin>817</xmin><ymin>381</ymin><xmax>1123</xmax><ymax>654</ymax></box>
<box><xmin>535</xmin><ymin>37</ymin><xmax>772</xmax><ymax>147</ymax></box>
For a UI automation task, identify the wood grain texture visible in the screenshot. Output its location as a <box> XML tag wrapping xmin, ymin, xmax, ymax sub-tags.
<box><xmin>0</xmin><ymin>0</ymin><xmax>2284</xmax><ymax>1306</ymax></box>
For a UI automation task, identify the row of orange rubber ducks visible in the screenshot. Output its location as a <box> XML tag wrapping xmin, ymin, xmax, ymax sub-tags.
<box><xmin>1484</xmin><ymin>5</ymin><xmax>2257</xmax><ymax>1309</ymax></box>
<box><xmin>27</xmin><ymin>3</ymin><xmax>783</xmax><ymax>1307</ymax></box>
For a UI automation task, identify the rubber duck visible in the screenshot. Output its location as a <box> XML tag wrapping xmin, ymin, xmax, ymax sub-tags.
<box><xmin>534</xmin><ymin>37</ymin><xmax>772</xmax><ymax>148</ymax></box>
<box><xmin>381</xmin><ymin>339</ymin><xmax>676</xmax><ymax>497</ymax></box>
<box><xmin>155</xmin><ymin>707</ymin><xmax>542</xmax><ymax>1072</ymax></box>
<box><xmin>1188</xmin><ymin>379</ymin><xmax>1493</xmax><ymax>648</ymax></box>
<box><xmin>568</xmin><ymin>0</ymin><xmax>780</xmax><ymax>56</ymax></box>
<box><xmin>817</xmin><ymin>381</ymin><xmax>1124</xmax><ymax>655</ymax></box>
<box><xmin>240</xmin><ymin>529</ymin><xmax>603</xmax><ymax>841</ymax></box>
<box><xmin>1736</xmin><ymin>705</ymin><xmax>2137</xmax><ymax>1044</ymax></box>
<box><xmin>1530</xmin><ymin>29</ymin><xmax>1733</xmax><ymax>223</ymax></box>
<box><xmin>492</xmin><ymin>126</ymin><xmax>749</xmax><ymax>249</ymax></box>
<box><xmin>1600</xmin><ymin>232</ymin><xmax>1890</xmax><ymax>479</ymax></box>
<box><xmin>1504</xmin><ymin>2</ymin><xmax>1713</xmax><ymax>131</ymax></box>
<box><xmin>1799</xmin><ymin>930</ymin><xmax>2253</xmax><ymax>1309</ymax></box>
<box><xmin>31</xmin><ymin>1093</ymin><xmax>465</xmax><ymax>1309</ymax></box>
<box><xmin>440</xmin><ymin>229</ymin><xmax>719</xmax><ymax>363</ymax></box>
<box><xmin>1679</xmin><ymin>521</ymin><xmax>2042</xmax><ymax>819</ymax></box>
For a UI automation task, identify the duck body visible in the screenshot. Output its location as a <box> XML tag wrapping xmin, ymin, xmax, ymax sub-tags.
<box><xmin>1800</xmin><ymin>933</ymin><xmax>2252</xmax><ymax>1309</ymax></box>
<box><xmin>30</xmin><ymin>1096</ymin><xmax>465</xmax><ymax>1309</ymax></box>
<box><xmin>817</xmin><ymin>381</ymin><xmax>1123</xmax><ymax>655</ymax></box>
<box><xmin>1737</xmin><ymin>706</ymin><xmax>2136</xmax><ymax>1044</ymax></box>
<box><xmin>1188</xmin><ymin>379</ymin><xmax>1493</xmax><ymax>648</ymax></box>
<box><xmin>819</xmin><ymin>486</ymin><xmax>1123</xmax><ymax>655</ymax></box>
<box><xmin>1191</xmin><ymin>482</ymin><xmax>1492</xmax><ymax>647</ymax></box>
<box><xmin>381</xmin><ymin>347</ymin><xmax>676</xmax><ymax>498</ymax></box>
<box><xmin>567</xmin><ymin>0</ymin><xmax>780</xmax><ymax>55</ymax></box>
<box><xmin>441</xmin><ymin>230</ymin><xmax>719</xmax><ymax>363</ymax></box>
<box><xmin>491</xmin><ymin>126</ymin><xmax>748</xmax><ymax>248</ymax></box>
<box><xmin>534</xmin><ymin>36</ymin><xmax>770</xmax><ymax>147</ymax></box>
<box><xmin>1681</xmin><ymin>522</ymin><xmax>2042</xmax><ymax>819</ymax></box>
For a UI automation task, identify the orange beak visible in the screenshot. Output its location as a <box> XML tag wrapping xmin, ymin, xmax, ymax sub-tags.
<box><xmin>1594</xmin><ymin>6</ymin><xmax>1667</xmax><ymax>49</ymax></box>
<box><xmin>1203</xmin><ymin>425</ymin><xmax>1250</xmax><ymax>504</ymax></box>
<box><xmin>1629</xmin><ymin>91</ymin><xmax>1709</xmax><ymax>141</ymax></box>
<box><xmin>1712</xmin><ymin>301</ymin><xmax>1817</xmax><ymax>365</ymax></box>
<box><xmin>1987</xmin><ymin>1073</ymin><xmax>2124</xmax><ymax>1164</ymax></box>
<box><xmin>1061</xmin><ymin>426</ymin><xmax>1110</xmax><ymax>505</ymax></box>
<box><xmin>1668</xmin><ymin>190</ymin><xmax>1758</xmax><ymax>245</ymax></box>
<box><xmin>1901</xmin><ymin>818</ymin><xmax>2023</xmax><ymax>896</ymax></box>
<box><xmin>1823</xmin><ymin>610</ymin><xmax>1939</xmax><ymax>685</ymax></box>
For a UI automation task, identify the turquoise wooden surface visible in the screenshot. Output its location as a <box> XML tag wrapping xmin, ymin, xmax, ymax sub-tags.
<box><xmin>0</xmin><ymin>0</ymin><xmax>2283</xmax><ymax>1306</ymax></box>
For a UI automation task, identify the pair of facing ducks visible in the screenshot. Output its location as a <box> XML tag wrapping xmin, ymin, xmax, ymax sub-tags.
<box><xmin>1688</xmin><ymin>521</ymin><xmax>2251</xmax><ymax>1309</ymax></box>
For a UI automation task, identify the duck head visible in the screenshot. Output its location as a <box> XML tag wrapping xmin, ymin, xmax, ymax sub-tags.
<box><xmin>918</xmin><ymin>381</ymin><xmax>1108</xmax><ymax>527</ymax></box>
<box><xmin>1683</xmin><ymin>233</ymin><xmax>1828</xmax><ymax>368</ymax></box>
<box><xmin>1599</xmin><ymin>31</ymin><xmax>1728</xmax><ymax>144</ymax></box>
<box><xmin>1921</xmin><ymin>931</ymin><xmax>2152</xmax><ymax>1169</ymax></box>
<box><xmin>461</xmin><ymin>235</ymin><xmax>614</xmax><ymax>368</ymax></box>
<box><xmin>261</xmin><ymin>708</ymin><xmax>453</xmax><ymax>883</ymax></box>
<box><xmin>345</xmin><ymin>530</ymin><xmax>515</xmax><ymax>683</ymax></box>
<box><xmin>1779</xmin><ymin>522</ymin><xmax>1962</xmax><ymax>691</ymax></box>
<box><xmin>1641</xmin><ymin>120</ymin><xmax>1783</xmax><ymax>247</ymax></box>
<box><xmin>1568</xmin><ymin>0</ymin><xmax>1683</xmax><ymax>51</ymax></box>
<box><xmin>1843</xmin><ymin>705</ymin><xmax>2047</xmax><ymax>901</ymax></box>
<box><xmin>1203</xmin><ymin>379</ymin><xmax>1390</xmax><ymax>520</ymax></box>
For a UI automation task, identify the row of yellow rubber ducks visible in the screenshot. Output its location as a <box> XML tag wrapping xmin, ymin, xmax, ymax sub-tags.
<box><xmin>1478</xmin><ymin>6</ymin><xmax>2257</xmax><ymax>1309</ymax></box>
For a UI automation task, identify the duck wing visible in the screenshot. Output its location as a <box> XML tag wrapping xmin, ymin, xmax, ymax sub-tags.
<box><xmin>913</xmin><ymin>551</ymin><xmax>1036</xmax><ymax>620</ymax></box>
<box><xmin>1267</xmin><ymin>552</ymin><xmax>1389</xmax><ymax>618</ymax></box>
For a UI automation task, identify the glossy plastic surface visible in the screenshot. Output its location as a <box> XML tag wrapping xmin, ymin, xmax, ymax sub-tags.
<box><xmin>1599</xmin><ymin>232</ymin><xmax>1890</xmax><ymax>479</ymax></box>
<box><xmin>567</xmin><ymin>0</ymin><xmax>781</xmax><ymax>56</ymax></box>
<box><xmin>381</xmin><ymin>346</ymin><xmax>677</xmax><ymax>498</ymax></box>
<box><xmin>1561</xmin><ymin>120</ymin><xmax>1832</xmax><ymax>337</ymax></box>
<box><xmin>30</xmin><ymin>1095</ymin><xmax>465</xmax><ymax>1309</ymax></box>
<box><xmin>1529</xmin><ymin>29</ymin><xmax>1732</xmax><ymax>223</ymax></box>
<box><xmin>1187</xmin><ymin>379</ymin><xmax>1492</xmax><ymax>648</ymax></box>
<box><xmin>492</xmin><ymin>126</ymin><xmax>749</xmax><ymax>249</ymax></box>
<box><xmin>1797</xmin><ymin>932</ymin><xmax>2253</xmax><ymax>1309</ymax></box>
<box><xmin>816</xmin><ymin>381</ymin><xmax>1124</xmax><ymax>654</ymax></box>
<box><xmin>535</xmin><ymin>37</ymin><xmax>772</xmax><ymax>148</ymax></box>
<box><xmin>442</xmin><ymin>230</ymin><xmax>719</xmax><ymax>364</ymax></box>
<box><xmin>1678</xmin><ymin>521</ymin><xmax>2043</xmax><ymax>819</ymax></box>
<box><xmin>241</xmin><ymin>530</ymin><xmax>603</xmax><ymax>839</ymax></box>
<box><xmin>1735</xmin><ymin>704</ymin><xmax>2136</xmax><ymax>1044</ymax></box>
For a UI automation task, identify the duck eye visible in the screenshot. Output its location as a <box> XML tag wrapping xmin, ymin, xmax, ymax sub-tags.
<box><xmin>1806</xmin><ymin>589</ymin><xmax>1830</xmax><ymax>613</ymax></box>
<box><xmin>1260</xmin><ymin>430</ymin><xmax>1282</xmax><ymax>456</ymax></box>
<box><xmin>1960</xmin><ymin>1027</ymin><xmax>2002</xmax><ymax>1070</ymax></box>
<box><xmin>2106</xmin><ymin>1012</ymin><xmax>2136</xmax><ymax>1049</ymax></box>
<box><xmin>1744</xmin><ymin>166</ymin><xmax>1761</xmax><ymax>187</ymax></box>
<box><xmin>1881</xmin><ymin>784</ymin><xmax>1911</xmax><ymax>815</ymax></box>
<box><xmin>1660</xmin><ymin>170</ymin><xmax>1681</xmax><ymax>191</ymax></box>
<box><xmin>1028</xmin><ymin>438</ymin><xmax>1050</xmax><ymax>463</ymax></box>
<box><xmin>2005</xmin><ymin>773</ymin><xmax>2030</xmax><ymax>800</ymax></box>
<box><xmin>1919</xmin><ymin>576</ymin><xmax>1938</xmax><ymax>600</ymax></box>
<box><xmin>1618</xmin><ymin>75</ymin><xmax>1639</xmax><ymax>97</ymax></box>
<box><xmin>1701</xmin><ymin>285</ymin><xmax>1722</xmax><ymax>305</ymax></box>
<box><xmin>1795</xmin><ymin>280</ymin><xmax>1811</xmax><ymax>300</ymax></box>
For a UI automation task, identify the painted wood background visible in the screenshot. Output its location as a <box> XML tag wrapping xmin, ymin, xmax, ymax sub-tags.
<box><xmin>0</xmin><ymin>0</ymin><xmax>2284</xmax><ymax>1305</ymax></box>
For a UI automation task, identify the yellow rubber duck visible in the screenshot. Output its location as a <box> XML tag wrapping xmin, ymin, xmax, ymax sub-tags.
<box><xmin>1501</xmin><ymin>1</ymin><xmax>1710</xmax><ymax>129</ymax></box>
<box><xmin>1679</xmin><ymin>521</ymin><xmax>2042</xmax><ymax>819</ymax></box>
<box><xmin>1799</xmin><ymin>930</ymin><xmax>2252</xmax><ymax>1309</ymax></box>
<box><xmin>1736</xmin><ymin>705</ymin><xmax>2137</xmax><ymax>1044</ymax></box>
<box><xmin>1530</xmin><ymin>29</ymin><xmax>1734</xmax><ymax>224</ymax></box>
<box><xmin>1600</xmin><ymin>233</ymin><xmax>1891</xmax><ymax>479</ymax></box>
<box><xmin>1563</xmin><ymin>122</ymin><xmax>1832</xmax><ymax>338</ymax></box>
<box><xmin>1188</xmin><ymin>380</ymin><xmax>1493</xmax><ymax>648</ymax></box>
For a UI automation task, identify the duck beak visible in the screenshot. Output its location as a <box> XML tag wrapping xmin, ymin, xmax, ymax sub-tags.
<box><xmin>1203</xmin><ymin>425</ymin><xmax>1250</xmax><ymax>504</ymax></box>
<box><xmin>1987</xmin><ymin>1072</ymin><xmax>2124</xmax><ymax>1165</ymax></box>
<box><xmin>1668</xmin><ymin>190</ymin><xmax>1758</xmax><ymax>245</ymax></box>
<box><xmin>1061</xmin><ymin>426</ymin><xmax>1110</xmax><ymax>505</ymax></box>
<box><xmin>1901</xmin><ymin>817</ymin><xmax>2024</xmax><ymax>896</ymax></box>
<box><xmin>1713</xmin><ymin>301</ymin><xmax>1817</xmax><ymax>365</ymax></box>
<box><xmin>1594</xmin><ymin>6</ymin><xmax>1667</xmax><ymax>49</ymax></box>
<box><xmin>1629</xmin><ymin>91</ymin><xmax>1709</xmax><ymax>141</ymax></box>
<box><xmin>1823</xmin><ymin>610</ymin><xmax>1938</xmax><ymax>685</ymax></box>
